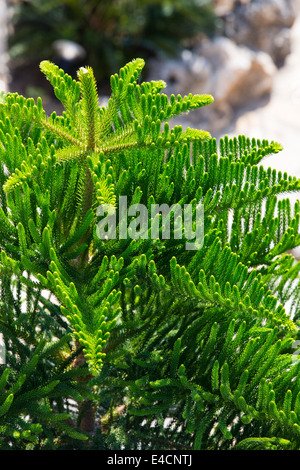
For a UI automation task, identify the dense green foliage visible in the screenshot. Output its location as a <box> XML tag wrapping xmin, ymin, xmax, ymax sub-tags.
<box><xmin>9</xmin><ymin>0</ymin><xmax>216</xmax><ymax>81</ymax></box>
<box><xmin>1</xmin><ymin>58</ymin><xmax>300</xmax><ymax>450</ymax></box>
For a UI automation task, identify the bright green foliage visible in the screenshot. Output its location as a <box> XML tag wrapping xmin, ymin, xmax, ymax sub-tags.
<box><xmin>1</xmin><ymin>58</ymin><xmax>300</xmax><ymax>450</ymax></box>
<box><xmin>0</xmin><ymin>57</ymin><xmax>212</xmax><ymax>376</ymax></box>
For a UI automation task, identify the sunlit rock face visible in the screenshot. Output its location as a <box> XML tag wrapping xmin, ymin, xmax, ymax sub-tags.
<box><xmin>219</xmin><ymin>0</ymin><xmax>298</xmax><ymax>66</ymax></box>
<box><xmin>148</xmin><ymin>0</ymin><xmax>299</xmax><ymax>134</ymax></box>
<box><xmin>148</xmin><ymin>37</ymin><xmax>276</xmax><ymax>134</ymax></box>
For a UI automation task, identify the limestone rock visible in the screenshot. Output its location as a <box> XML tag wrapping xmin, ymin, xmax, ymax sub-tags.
<box><xmin>148</xmin><ymin>37</ymin><xmax>276</xmax><ymax>133</ymax></box>
<box><xmin>212</xmin><ymin>0</ymin><xmax>236</xmax><ymax>16</ymax></box>
<box><xmin>221</xmin><ymin>0</ymin><xmax>298</xmax><ymax>65</ymax></box>
<box><xmin>199</xmin><ymin>37</ymin><xmax>276</xmax><ymax>106</ymax></box>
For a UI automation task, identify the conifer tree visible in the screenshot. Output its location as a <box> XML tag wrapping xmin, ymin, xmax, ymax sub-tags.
<box><xmin>1</xmin><ymin>58</ymin><xmax>300</xmax><ymax>450</ymax></box>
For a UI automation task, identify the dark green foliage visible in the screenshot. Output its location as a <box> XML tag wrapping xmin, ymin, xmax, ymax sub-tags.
<box><xmin>0</xmin><ymin>278</ymin><xmax>91</xmax><ymax>448</ymax></box>
<box><xmin>1</xmin><ymin>57</ymin><xmax>300</xmax><ymax>450</ymax></box>
<box><xmin>9</xmin><ymin>0</ymin><xmax>217</xmax><ymax>82</ymax></box>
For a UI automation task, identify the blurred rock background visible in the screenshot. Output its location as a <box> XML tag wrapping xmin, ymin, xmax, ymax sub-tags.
<box><xmin>1</xmin><ymin>0</ymin><xmax>300</xmax><ymax>180</ymax></box>
<box><xmin>0</xmin><ymin>0</ymin><xmax>8</xmax><ymax>93</ymax></box>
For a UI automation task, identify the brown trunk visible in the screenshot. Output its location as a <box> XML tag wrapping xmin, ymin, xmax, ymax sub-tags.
<box><xmin>74</xmin><ymin>165</ymin><xmax>95</xmax><ymax>434</ymax></box>
<box><xmin>73</xmin><ymin>343</ymin><xmax>95</xmax><ymax>435</ymax></box>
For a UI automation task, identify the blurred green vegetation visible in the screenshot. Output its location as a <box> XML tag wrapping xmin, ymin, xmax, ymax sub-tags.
<box><xmin>8</xmin><ymin>0</ymin><xmax>217</xmax><ymax>82</ymax></box>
